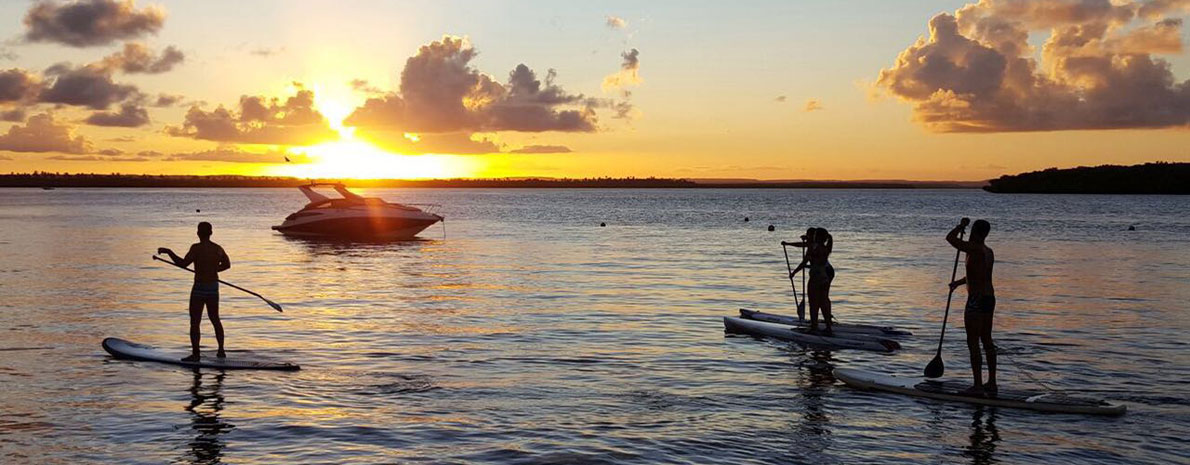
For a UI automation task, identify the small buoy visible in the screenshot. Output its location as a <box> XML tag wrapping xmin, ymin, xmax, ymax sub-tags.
<box><xmin>768</xmin><ymin>225</ymin><xmax>775</xmax><ymax>232</ymax></box>
<box><xmin>1127</xmin><ymin>225</ymin><xmax>1136</xmax><ymax>231</ymax></box>
<box><xmin>196</xmin><ymin>209</ymin><xmax>201</xmax><ymax>213</ymax></box>
<box><xmin>744</xmin><ymin>217</ymin><xmax>749</xmax><ymax>222</ymax></box>
<box><xmin>600</xmin><ymin>222</ymin><xmax>606</xmax><ymax>227</ymax></box>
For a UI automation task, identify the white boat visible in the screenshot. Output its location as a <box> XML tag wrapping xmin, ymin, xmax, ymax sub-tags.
<box><xmin>271</xmin><ymin>183</ymin><xmax>443</xmax><ymax>240</ymax></box>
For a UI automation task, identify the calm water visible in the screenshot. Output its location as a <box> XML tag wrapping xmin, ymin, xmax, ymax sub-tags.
<box><xmin>1</xmin><ymin>188</ymin><xmax>1187</xmax><ymax>464</ymax></box>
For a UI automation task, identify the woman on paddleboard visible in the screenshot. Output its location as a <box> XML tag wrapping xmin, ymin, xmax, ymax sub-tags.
<box><xmin>158</xmin><ymin>222</ymin><xmax>231</xmax><ymax>362</ymax></box>
<box><xmin>791</xmin><ymin>227</ymin><xmax>835</xmax><ymax>336</ymax></box>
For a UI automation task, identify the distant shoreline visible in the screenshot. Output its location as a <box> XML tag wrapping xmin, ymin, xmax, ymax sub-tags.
<box><xmin>1</xmin><ymin>173</ymin><xmax>984</xmax><ymax>189</ymax></box>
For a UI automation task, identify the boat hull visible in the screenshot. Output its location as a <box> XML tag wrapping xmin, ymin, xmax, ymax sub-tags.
<box><xmin>272</xmin><ymin>214</ymin><xmax>441</xmax><ymax>239</ymax></box>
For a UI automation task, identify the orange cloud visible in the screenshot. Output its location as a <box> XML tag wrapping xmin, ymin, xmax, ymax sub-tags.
<box><xmin>166</xmin><ymin>88</ymin><xmax>338</xmax><ymax>145</ymax></box>
<box><xmin>879</xmin><ymin>0</ymin><xmax>1190</xmax><ymax>132</ymax></box>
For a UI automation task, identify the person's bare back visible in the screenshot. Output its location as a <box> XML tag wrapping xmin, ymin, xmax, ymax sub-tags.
<box><xmin>965</xmin><ymin>243</ymin><xmax>994</xmax><ymax>298</ymax></box>
<box><xmin>186</xmin><ymin>241</ymin><xmax>229</xmax><ymax>284</ymax></box>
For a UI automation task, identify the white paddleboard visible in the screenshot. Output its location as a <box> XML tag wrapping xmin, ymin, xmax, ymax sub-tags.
<box><xmin>724</xmin><ymin>317</ymin><xmax>901</xmax><ymax>352</ymax></box>
<box><xmin>103</xmin><ymin>337</ymin><xmax>300</xmax><ymax>371</ymax></box>
<box><xmin>739</xmin><ymin>309</ymin><xmax>912</xmax><ymax>336</ymax></box>
<box><xmin>834</xmin><ymin>368</ymin><xmax>1125</xmax><ymax>416</ymax></box>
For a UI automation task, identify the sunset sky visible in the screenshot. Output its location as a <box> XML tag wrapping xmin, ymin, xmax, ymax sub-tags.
<box><xmin>1</xmin><ymin>0</ymin><xmax>1189</xmax><ymax>180</ymax></box>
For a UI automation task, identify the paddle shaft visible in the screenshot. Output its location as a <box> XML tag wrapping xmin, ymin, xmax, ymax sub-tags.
<box><xmin>934</xmin><ymin>230</ymin><xmax>966</xmax><ymax>356</ymax></box>
<box><xmin>152</xmin><ymin>255</ymin><xmax>282</xmax><ymax>311</ymax></box>
<box><xmin>781</xmin><ymin>244</ymin><xmax>802</xmax><ymax>313</ymax></box>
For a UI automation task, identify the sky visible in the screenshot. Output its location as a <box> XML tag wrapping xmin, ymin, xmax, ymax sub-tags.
<box><xmin>1</xmin><ymin>0</ymin><xmax>1189</xmax><ymax>181</ymax></box>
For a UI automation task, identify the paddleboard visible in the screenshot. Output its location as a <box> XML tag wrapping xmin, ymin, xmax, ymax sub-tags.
<box><xmin>102</xmin><ymin>337</ymin><xmax>300</xmax><ymax>371</ymax></box>
<box><xmin>833</xmin><ymin>368</ymin><xmax>1125</xmax><ymax>416</ymax></box>
<box><xmin>740</xmin><ymin>309</ymin><xmax>912</xmax><ymax>336</ymax></box>
<box><xmin>723</xmin><ymin>317</ymin><xmax>901</xmax><ymax>352</ymax></box>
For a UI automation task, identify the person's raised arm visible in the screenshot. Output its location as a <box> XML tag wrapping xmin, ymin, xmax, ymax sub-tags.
<box><xmin>823</xmin><ymin>233</ymin><xmax>833</xmax><ymax>255</ymax></box>
<box><xmin>156</xmin><ymin>245</ymin><xmax>193</xmax><ymax>267</ymax></box>
<box><xmin>790</xmin><ymin>255</ymin><xmax>810</xmax><ymax>276</ymax></box>
<box><xmin>946</xmin><ymin>218</ymin><xmax>973</xmax><ymax>252</ymax></box>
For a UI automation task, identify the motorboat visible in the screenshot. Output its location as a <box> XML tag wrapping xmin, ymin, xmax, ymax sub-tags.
<box><xmin>271</xmin><ymin>183</ymin><xmax>443</xmax><ymax>239</ymax></box>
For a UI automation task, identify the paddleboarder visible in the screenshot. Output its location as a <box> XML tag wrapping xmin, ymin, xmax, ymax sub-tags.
<box><xmin>158</xmin><ymin>222</ymin><xmax>231</xmax><ymax>361</ymax></box>
<box><xmin>946</xmin><ymin>218</ymin><xmax>996</xmax><ymax>396</ymax></box>
<box><xmin>791</xmin><ymin>227</ymin><xmax>835</xmax><ymax>336</ymax></box>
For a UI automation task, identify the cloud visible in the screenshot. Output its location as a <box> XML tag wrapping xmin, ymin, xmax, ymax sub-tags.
<box><xmin>0</xmin><ymin>113</ymin><xmax>92</xmax><ymax>153</ymax></box>
<box><xmin>164</xmin><ymin>146</ymin><xmax>310</xmax><ymax>163</ymax></box>
<box><xmin>0</xmin><ymin>48</ymin><xmax>17</xmax><ymax>61</ymax></box>
<box><xmin>165</xmin><ymin>88</ymin><xmax>338</xmax><ymax>145</ymax></box>
<box><xmin>344</xmin><ymin>36</ymin><xmax>598</xmax><ymax>146</ymax></box>
<box><xmin>1</xmin><ymin>109</ymin><xmax>26</xmax><ymax>122</ymax></box>
<box><xmin>356</xmin><ymin>131</ymin><xmax>501</xmax><ymax>155</ymax></box>
<box><xmin>804</xmin><ymin>99</ymin><xmax>824</xmax><ymax>111</ymax></box>
<box><xmin>100</xmin><ymin>42</ymin><xmax>184</xmax><ymax>74</ymax></box>
<box><xmin>249</xmin><ymin>46</ymin><xmax>285</xmax><ymax>57</ymax></box>
<box><xmin>39</xmin><ymin>63</ymin><xmax>139</xmax><ymax>109</ymax></box>
<box><xmin>23</xmin><ymin>0</ymin><xmax>166</xmax><ymax>47</ymax></box>
<box><xmin>85</xmin><ymin>102</ymin><xmax>149</xmax><ymax>127</ymax></box>
<box><xmin>606</xmin><ymin>15</ymin><xmax>627</xmax><ymax>29</ymax></box>
<box><xmin>152</xmin><ymin>93</ymin><xmax>183</xmax><ymax>106</ymax></box>
<box><xmin>878</xmin><ymin>0</ymin><xmax>1190</xmax><ymax>132</ymax></box>
<box><xmin>602</xmin><ymin>48</ymin><xmax>642</xmax><ymax>91</ymax></box>
<box><xmin>47</xmin><ymin>154</ymin><xmax>150</xmax><ymax>162</ymax></box>
<box><xmin>510</xmin><ymin>144</ymin><xmax>572</xmax><ymax>154</ymax></box>
<box><xmin>348</xmin><ymin>78</ymin><xmax>384</xmax><ymax>94</ymax></box>
<box><xmin>774</xmin><ymin>95</ymin><xmax>787</xmax><ymax>103</ymax></box>
<box><xmin>97</xmin><ymin>148</ymin><xmax>123</xmax><ymax>155</ymax></box>
<box><xmin>0</xmin><ymin>68</ymin><xmax>42</xmax><ymax>103</ymax></box>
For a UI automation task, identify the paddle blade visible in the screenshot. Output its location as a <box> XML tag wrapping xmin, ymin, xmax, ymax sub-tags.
<box><xmin>797</xmin><ymin>301</ymin><xmax>806</xmax><ymax>321</ymax></box>
<box><xmin>923</xmin><ymin>355</ymin><xmax>945</xmax><ymax>378</ymax></box>
<box><xmin>266</xmin><ymin>299</ymin><xmax>284</xmax><ymax>312</ymax></box>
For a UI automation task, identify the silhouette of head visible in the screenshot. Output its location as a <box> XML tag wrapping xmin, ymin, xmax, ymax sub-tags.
<box><xmin>197</xmin><ymin>222</ymin><xmax>213</xmax><ymax>240</ymax></box>
<box><xmin>971</xmin><ymin>219</ymin><xmax>990</xmax><ymax>242</ymax></box>
<box><xmin>815</xmin><ymin>227</ymin><xmax>829</xmax><ymax>244</ymax></box>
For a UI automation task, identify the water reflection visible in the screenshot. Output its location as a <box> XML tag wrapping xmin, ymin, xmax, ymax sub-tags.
<box><xmin>789</xmin><ymin>350</ymin><xmax>836</xmax><ymax>460</ymax></box>
<box><xmin>281</xmin><ymin>234</ymin><xmax>438</xmax><ymax>256</ymax></box>
<box><xmin>964</xmin><ymin>407</ymin><xmax>1000</xmax><ymax>465</ymax></box>
<box><xmin>182</xmin><ymin>370</ymin><xmax>232</xmax><ymax>465</ymax></box>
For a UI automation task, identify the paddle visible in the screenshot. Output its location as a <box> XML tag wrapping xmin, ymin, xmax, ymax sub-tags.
<box><xmin>924</xmin><ymin>223</ymin><xmax>966</xmax><ymax>378</ymax></box>
<box><xmin>780</xmin><ymin>242</ymin><xmax>806</xmax><ymax>321</ymax></box>
<box><xmin>152</xmin><ymin>255</ymin><xmax>284</xmax><ymax>312</ymax></box>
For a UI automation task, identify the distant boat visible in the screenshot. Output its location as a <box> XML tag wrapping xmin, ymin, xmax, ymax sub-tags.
<box><xmin>271</xmin><ymin>183</ymin><xmax>443</xmax><ymax>240</ymax></box>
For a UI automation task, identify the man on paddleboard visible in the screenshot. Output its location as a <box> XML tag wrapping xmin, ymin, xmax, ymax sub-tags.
<box><xmin>158</xmin><ymin>222</ymin><xmax>231</xmax><ymax>361</ymax></box>
<box><xmin>947</xmin><ymin>218</ymin><xmax>996</xmax><ymax>396</ymax></box>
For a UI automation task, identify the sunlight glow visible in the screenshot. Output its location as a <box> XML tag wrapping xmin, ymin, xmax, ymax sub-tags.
<box><xmin>254</xmin><ymin>85</ymin><xmax>482</xmax><ymax>179</ymax></box>
<box><xmin>269</xmin><ymin>139</ymin><xmax>480</xmax><ymax>179</ymax></box>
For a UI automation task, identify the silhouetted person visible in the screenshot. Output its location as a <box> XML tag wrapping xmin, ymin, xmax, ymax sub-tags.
<box><xmin>159</xmin><ymin>222</ymin><xmax>231</xmax><ymax>362</ymax></box>
<box><xmin>947</xmin><ymin>218</ymin><xmax>996</xmax><ymax>397</ymax></box>
<box><xmin>791</xmin><ymin>227</ymin><xmax>835</xmax><ymax>335</ymax></box>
